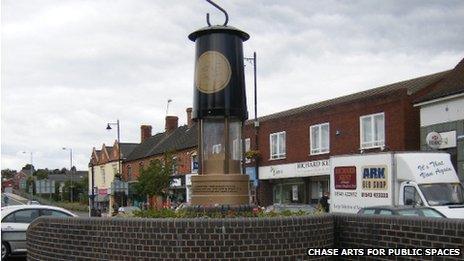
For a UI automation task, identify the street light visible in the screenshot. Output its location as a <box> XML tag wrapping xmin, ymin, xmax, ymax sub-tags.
<box><xmin>21</xmin><ymin>151</ymin><xmax>34</xmax><ymax>176</ymax></box>
<box><xmin>62</xmin><ymin>147</ymin><xmax>73</xmax><ymax>202</ymax></box>
<box><xmin>106</xmin><ymin>120</ymin><xmax>121</xmax><ymax>176</ymax></box>
<box><xmin>107</xmin><ymin>119</ymin><xmax>122</xmax><ymax>210</ymax></box>
<box><xmin>244</xmin><ymin>51</ymin><xmax>260</xmax><ymax>204</ymax></box>
<box><xmin>22</xmin><ymin>151</ymin><xmax>34</xmax><ymax>198</ymax></box>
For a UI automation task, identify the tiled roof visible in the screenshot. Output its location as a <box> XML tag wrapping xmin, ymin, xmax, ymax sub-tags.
<box><xmin>125</xmin><ymin>123</ymin><xmax>197</xmax><ymax>162</ymax></box>
<box><xmin>125</xmin><ymin>133</ymin><xmax>167</xmax><ymax>161</ymax></box>
<box><xmin>415</xmin><ymin>58</ymin><xmax>464</xmax><ymax>103</ymax></box>
<box><xmin>119</xmin><ymin>143</ymin><xmax>139</xmax><ymax>159</ymax></box>
<box><xmin>246</xmin><ymin>70</ymin><xmax>450</xmax><ymax>124</ymax></box>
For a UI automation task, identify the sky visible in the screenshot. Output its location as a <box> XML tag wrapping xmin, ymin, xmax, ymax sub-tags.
<box><xmin>1</xmin><ymin>0</ymin><xmax>463</xmax><ymax>171</ymax></box>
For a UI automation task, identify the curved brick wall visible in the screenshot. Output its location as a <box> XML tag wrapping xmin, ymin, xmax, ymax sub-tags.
<box><xmin>27</xmin><ymin>215</ymin><xmax>333</xmax><ymax>260</ymax></box>
<box><xmin>334</xmin><ymin>214</ymin><xmax>464</xmax><ymax>261</ymax></box>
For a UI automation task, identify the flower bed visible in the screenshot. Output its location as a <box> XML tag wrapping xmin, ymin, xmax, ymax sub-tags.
<box><xmin>133</xmin><ymin>207</ymin><xmax>322</xmax><ymax>218</ymax></box>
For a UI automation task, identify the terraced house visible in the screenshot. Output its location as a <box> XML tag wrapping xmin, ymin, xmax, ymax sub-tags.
<box><xmin>122</xmin><ymin>108</ymin><xmax>198</xmax><ymax>207</ymax></box>
<box><xmin>88</xmin><ymin>140</ymin><xmax>138</xmax><ymax>216</ymax></box>
<box><xmin>244</xmin><ymin>58</ymin><xmax>464</xmax><ymax>207</ymax></box>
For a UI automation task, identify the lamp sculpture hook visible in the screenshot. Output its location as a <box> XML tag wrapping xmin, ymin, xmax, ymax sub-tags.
<box><xmin>206</xmin><ymin>0</ymin><xmax>228</xmax><ymax>26</ymax></box>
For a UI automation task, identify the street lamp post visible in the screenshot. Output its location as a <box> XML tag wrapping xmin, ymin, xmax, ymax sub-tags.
<box><xmin>22</xmin><ymin>151</ymin><xmax>34</xmax><ymax>176</ymax></box>
<box><xmin>244</xmin><ymin>52</ymin><xmax>259</xmax><ymax>204</ymax></box>
<box><xmin>62</xmin><ymin>147</ymin><xmax>73</xmax><ymax>202</ymax></box>
<box><xmin>88</xmin><ymin>162</ymin><xmax>96</xmax><ymax>216</ymax></box>
<box><xmin>106</xmin><ymin>120</ymin><xmax>121</xmax><ymax>176</ymax></box>
<box><xmin>22</xmin><ymin>151</ymin><xmax>34</xmax><ymax>198</ymax></box>
<box><xmin>106</xmin><ymin>120</ymin><xmax>122</xmax><ymax>210</ymax></box>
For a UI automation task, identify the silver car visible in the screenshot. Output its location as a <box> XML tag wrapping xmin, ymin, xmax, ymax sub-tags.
<box><xmin>1</xmin><ymin>204</ymin><xmax>77</xmax><ymax>259</ymax></box>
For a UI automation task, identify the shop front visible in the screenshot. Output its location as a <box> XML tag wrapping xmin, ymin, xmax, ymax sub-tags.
<box><xmin>169</xmin><ymin>175</ymin><xmax>186</xmax><ymax>206</ymax></box>
<box><xmin>260</xmin><ymin>159</ymin><xmax>330</xmax><ymax>206</ymax></box>
<box><xmin>96</xmin><ymin>188</ymin><xmax>109</xmax><ymax>216</ymax></box>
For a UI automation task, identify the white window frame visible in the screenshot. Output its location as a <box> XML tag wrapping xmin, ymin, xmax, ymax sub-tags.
<box><xmin>270</xmin><ymin>131</ymin><xmax>286</xmax><ymax>160</ymax></box>
<box><xmin>360</xmin><ymin>112</ymin><xmax>385</xmax><ymax>149</ymax></box>
<box><xmin>191</xmin><ymin>153</ymin><xmax>198</xmax><ymax>174</ymax></box>
<box><xmin>100</xmin><ymin>167</ymin><xmax>106</xmax><ymax>186</ymax></box>
<box><xmin>309</xmin><ymin>123</ymin><xmax>330</xmax><ymax>155</ymax></box>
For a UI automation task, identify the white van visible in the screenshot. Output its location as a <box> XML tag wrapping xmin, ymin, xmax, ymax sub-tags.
<box><xmin>330</xmin><ymin>152</ymin><xmax>464</xmax><ymax>218</ymax></box>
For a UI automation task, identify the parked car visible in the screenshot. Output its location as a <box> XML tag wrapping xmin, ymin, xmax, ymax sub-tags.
<box><xmin>264</xmin><ymin>204</ymin><xmax>316</xmax><ymax>214</ymax></box>
<box><xmin>1</xmin><ymin>205</ymin><xmax>77</xmax><ymax>259</ymax></box>
<box><xmin>116</xmin><ymin>206</ymin><xmax>141</xmax><ymax>217</ymax></box>
<box><xmin>26</xmin><ymin>200</ymin><xmax>40</xmax><ymax>205</ymax></box>
<box><xmin>357</xmin><ymin>205</ymin><xmax>446</xmax><ymax>218</ymax></box>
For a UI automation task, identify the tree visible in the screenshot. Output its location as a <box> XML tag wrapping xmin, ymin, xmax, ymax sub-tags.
<box><xmin>135</xmin><ymin>153</ymin><xmax>174</xmax><ymax>202</ymax></box>
<box><xmin>1</xmin><ymin>169</ymin><xmax>17</xmax><ymax>179</ymax></box>
<box><xmin>34</xmin><ymin>169</ymin><xmax>49</xmax><ymax>180</ymax></box>
<box><xmin>22</xmin><ymin>164</ymin><xmax>35</xmax><ymax>171</ymax></box>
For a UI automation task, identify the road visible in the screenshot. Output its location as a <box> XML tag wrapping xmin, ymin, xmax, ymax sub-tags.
<box><xmin>1</xmin><ymin>193</ymin><xmax>25</xmax><ymax>207</ymax></box>
<box><xmin>2</xmin><ymin>193</ymin><xmax>87</xmax><ymax>260</ymax></box>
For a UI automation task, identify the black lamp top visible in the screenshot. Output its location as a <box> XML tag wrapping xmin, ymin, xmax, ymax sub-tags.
<box><xmin>188</xmin><ymin>25</ymin><xmax>250</xmax><ymax>42</ymax></box>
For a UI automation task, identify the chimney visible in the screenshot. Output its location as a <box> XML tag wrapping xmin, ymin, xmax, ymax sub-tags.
<box><xmin>186</xmin><ymin>107</ymin><xmax>193</xmax><ymax>128</ymax></box>
<box><xmin>165</xmin><ymin>116</ymin><xmax>179</xmax><ymax>132</ymax></box>
<box><xmin>140</xmin><ymin>125</ymin><xmax>152</xmax><ymax>142</ymax></box>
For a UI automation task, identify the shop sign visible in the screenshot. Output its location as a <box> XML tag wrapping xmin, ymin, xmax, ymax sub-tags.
<box><xmin>361</xmin><ymin>166</ymin><xmax>388</xmax><ymax>190</ymax></box>
<box><xmin>334</xmin><ymin>166</ymin><xmax>356</xmax><ymax>190</ymax></box>
<box><xmin>192</xmin><ymin>161</ymin><xmax>199</xmax><ymax>173</ymax></box>
<box><xmin>260</xmin><ymin>160</ymin><xmax>330</xmax><ymax>180</ymax></box>
<box><xmin>426</xmin><ymin>131</ymin><xmax>441</xmax><ymax>149</ymax></box>
<box><xmin>426</xmin><ymin>131</ymin><xmax>456</xmax><ymax>149</ymax></box>
<box><xmin>437</xmin><ymin>131</ymin><xmax>456</xmax><ymax>149</ymax></box>
<box><xmin>296</xmin><ymin>160</ymin><xmax>329</xmax><ymax>174</ymax></box>
<box><xmin>171</xmin><ymin>178</ymin><xmax>182</xmax><ymax>187</ymax></box>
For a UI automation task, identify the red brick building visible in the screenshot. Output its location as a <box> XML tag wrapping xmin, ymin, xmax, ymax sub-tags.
<box><xmin>244</xmin><ymin>68</ymin><xmax>455</xmax><ymax>207</ymax></box>
<box><xmin>122</xmin><ymin>108</ymin><xmax>198</xmax><ymax>205</ymax></box>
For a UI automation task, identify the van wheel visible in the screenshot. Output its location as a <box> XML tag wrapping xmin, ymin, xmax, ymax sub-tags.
<box><xmin>2</xmin><ymin>241</ymin><xmax>10</xmax><ymax>259</ymax></box>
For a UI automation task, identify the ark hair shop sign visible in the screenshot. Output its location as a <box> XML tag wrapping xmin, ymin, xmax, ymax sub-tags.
<box><xmin>260</xmin><ymin>160</ymin><xmax>330</xmax><ymax>180</ymax></box>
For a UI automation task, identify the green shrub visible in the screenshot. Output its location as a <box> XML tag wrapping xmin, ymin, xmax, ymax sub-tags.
<box><xmin>133</xmin><ymin>208</ymin><xmax>317</xmax><ymax>219</ymax></box>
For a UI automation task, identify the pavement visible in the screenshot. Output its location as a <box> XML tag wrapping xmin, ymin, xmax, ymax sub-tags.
<box><xmin>2</xmin><ymin>192</ymin><xmax>27</xmax><ymax>206</ymax></box>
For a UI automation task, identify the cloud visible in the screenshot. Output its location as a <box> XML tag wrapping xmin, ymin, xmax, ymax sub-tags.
<box><xmin>2</xmin><ymin>0</ymin><xmax>463</xmax><ymax>170</ymax></box>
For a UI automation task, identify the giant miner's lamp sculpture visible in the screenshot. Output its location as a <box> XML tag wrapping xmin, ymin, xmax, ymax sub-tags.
<box><xmin>189</xmin><ymin>0</ymin><xmax>250</xmax><ymax>206</ymax></box>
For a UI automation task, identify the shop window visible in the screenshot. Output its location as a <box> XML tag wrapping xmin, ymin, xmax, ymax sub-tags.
<box><xmin>273</xmin><ymin>181</ymin><xmax>305</xmax><ymax>204</ymax></box>
<box><xmin>101</xmin><ymin>167</ymin><xmax>106</xmax><ymax>186</ymax></box>
<box><xmin>310</xmin><ymin>123</ymin><xmax>330</xmax><ymax>155</ymax></box>
<box><xmin>270</xmin><ymin>131</ymin><xmax>286</xmax><ymax>160</ymax></box>
<box><xmin>360</xmin><ymin>112</ymin><xmax>385</xmax><ymax>149</ymax></box>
